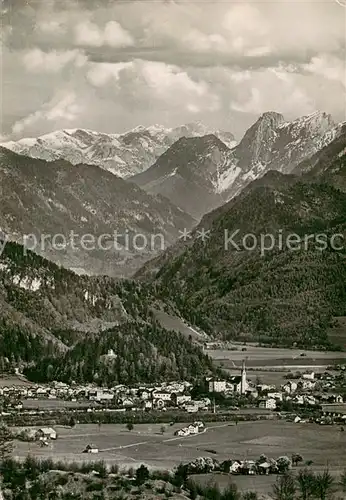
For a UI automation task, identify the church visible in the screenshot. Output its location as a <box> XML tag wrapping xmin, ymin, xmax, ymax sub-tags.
<box><xmin>229</xmin><ymin>359</ymin><xmax>249</xmax><ymax>395</ymax></box>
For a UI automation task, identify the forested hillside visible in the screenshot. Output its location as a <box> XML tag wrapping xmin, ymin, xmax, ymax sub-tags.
<box><xmin>138</xmin><ymin>154</ymin><xmax>346</xmax><ymax>348</ymax></box>
<box><xmin>0</xmin><ymin>241</ymin><xmax>213</xmax><ymax>383</ymax></box>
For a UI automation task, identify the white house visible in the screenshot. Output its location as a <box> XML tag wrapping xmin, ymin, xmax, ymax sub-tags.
<box><xmin>187</xmin><ymin>424</ymin><xmax>199</xmax><ymax>434</ymax></box>
<box><xmin>152</xmin><ymin>391</ymin><xmax>172</xmax><ymax>401</ymax></box>
<box><xmin>176</xmin><ymin>394</ymin><xmax>192</xmax><ymax>405</ymax></box>
<box><xmin>36</xmin><ymin>428</ymin><xmax>57</xmax><ymax>440</ymax></box>
<box><xmin>185</xmin><ymin>403</ymin><xmax>199</xmax><ymax>413</ymax></box>
<box><xmin>258</xmin><ymin>398</ymin><xmax>277</xmax><ymax>410</ymax></box>
<box><xmin>267</xmin><ymin>392</ymin><xmax>283</xmax><ymax>401</ymax></box>
<box><xmin>283</xmin><ymin>381</ymin><xmax>298</xmax><ymax>394</ymax></box>
<box><xmin>89</xmin><ymin>389</ymin><xmax>114</xmax><ymax>401</ymax></box>
<box><xmin>208</xmin><ymin>380</ymin><xmax>227</xmax><ymax>393</ymax></box>
<box><xmin>83</xmin><ymin>444</ymin><xmax>99</xmax><ymax>454</ymax></box>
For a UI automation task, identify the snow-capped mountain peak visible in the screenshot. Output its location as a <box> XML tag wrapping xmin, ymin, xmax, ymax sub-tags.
<box><xmin>1</xmin><ymin>123</ymin><xmax>236</xmax><ymax>178</ymax></box>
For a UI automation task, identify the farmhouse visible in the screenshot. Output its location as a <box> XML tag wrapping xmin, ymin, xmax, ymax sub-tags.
<box><xmin>36</xmin><ymin>427</ymin><xmax>57</xmax><ymax>440</ymax></box>
<box><xmin>258</xmin><ymin>398</ymin><xmax>277</xmax><ymax>410</ymax></box>
<box><xmin>83</xmin><ymin>444</ymin><xmax>99</xmax><ymax>454</ymax></box>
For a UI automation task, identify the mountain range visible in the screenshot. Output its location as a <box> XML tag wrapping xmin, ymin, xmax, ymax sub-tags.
<box><xmin>136</xmin><ymin>130</ymin><xmax>346</xmax><ymax>348</ymax></box>
<box><xmin>0</xmin><ymin>121</ymin><xmax>345</xmax><ymax>383</ymax></box>
<box><xmin>0</xmin><ymin>147</ymin><xmax>194</xmax><ymax>277</ymax></box>
<box><xmin>1</xmin><ymin>122</ymin><xmax>236</xmax><ymax>179</ymax></box>
<box><xmin>132</xmin><ymin>111</ymin><xmax>343</xmax><ymax>218</ymax></box>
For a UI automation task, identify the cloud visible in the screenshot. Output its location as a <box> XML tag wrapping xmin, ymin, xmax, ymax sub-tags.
<box><xmin>303</xmin><ymin>54</ymin><xmax>346</xmax><ymax>88</ymax></box>
<box><xmin>86</xmin><ymin>61</ymin><xmax>133</xmax><ymax>87</ymax></box>
<box><xmin>11</xmin><ymin>92</ymin><xmax>82</xmax><ymax>135</ymax></box>
<box><xmin>38</xmin><ymin>20</ymin><xmax>67</xmax><ymax>35</ymax></box>
<box><xmin>75</xmin><ymin>20</ymin><xmax>134</xmax><ymax>48</ymax></box>
<box><xmin>229</xmin><ymin>67</ymin><xmax>315</xmax><ymax>117</ymax></box>
<box><xmin>22</xmin><ymin>48</ymin><xmax>87</xmax><ymax>72</ymax></box>
<box><xmin>2</xmin><ymin>0</ymin><xmax>345</xmax><ymax>140</ymax></box>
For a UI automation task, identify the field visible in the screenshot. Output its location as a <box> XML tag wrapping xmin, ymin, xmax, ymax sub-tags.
<box><xmin>12</xmin><ymin>420</ymin><xmax>346</xmax><ymax>475</ymax></box>
<box><xmin>0</xmin><ymin>375</ymin><xmax>33</xmax><ymax>387</ymax></box>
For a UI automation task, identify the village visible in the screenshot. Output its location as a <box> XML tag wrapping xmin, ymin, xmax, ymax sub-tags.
<box><xmin>1</xmin><ymin>358</ymin><xmax>346</xmax><ymax>429</ymax></box>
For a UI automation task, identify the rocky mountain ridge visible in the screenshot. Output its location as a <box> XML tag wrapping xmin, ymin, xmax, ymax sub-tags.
<box><xmin>1</xmin><ymin>122</ymin><xmax>236</xmax><ymax>179</ymax></box>
<box><xmin>132</xmin><ymin>111</ymin><xmax>342</xmax><ymax>218</ymax></box>
<box><xmin>0</xmin><ymin>147</ymin><xmax>194</xmax><ymax>277</ymax></box>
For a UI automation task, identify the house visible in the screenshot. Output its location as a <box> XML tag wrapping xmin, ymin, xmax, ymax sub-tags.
<box><xmin>143</xmin><ymin>400</ymin><xmax>153</xmax><ymax>410</ymax></box>
<box><xmin>282</xmin><ymin>381</ymin><xmax>298</xmax><ymax>394</ymax></box>
<box><xmin>89</xmin><ymin>389</ymin><xmax>114</xmax><ymax>402</ymax></box>
<box><xmin>152</xmin><ymin>391</ymin><xmax>172</xmax><ymax>401</ymax></box>
<box><xmin>299</xmin><ymin>380</ymin><xmax>316</xmax><ymax>390</ymax></box>
<box><xmin>174</xmin><ymin>427</ymin><xmax>190</xmax><ymax>437</ymax></box>
<box><xmin>187</xmin><ymin>424</ymin><xmax>199</xmax><ymax>434</ymax></box>
<box><xmin>36</xmin><ymin>428</ymin><xmax>57</xmax><ymax>440</ymax></box>
<box><xmin>267</xmin><ymin>392</ymin><xmax>283</xmax><ymax>402</ymax></box>
<box><xmin>174</xmin><ymin>429</ymin><xmax>186</xmax><ymax>437</ymax></box>
<box><xmin>194</xmin><ymin>421</ymin><xmax>205</xmax><ymax>432</ymax></box>
<box><xmin>83</xmin><ymin>444</ymin><xmax>99</xmax><ymax>454</ymax></box>
<box><xmin>185</xmin><ymin>404</ymin><xmax>198</xmax><ymax>413</ymax></box>
<box><xmin>208</xmin><ymin>379</ymin><xmax>227</xmax><ymax>393</ymax></box>
<box><xmin>175</xmin><ymin>394</ymin><xmax>192</xmax><ymax>406</ymax></box>
<box><xmin>229</xmin><ymin>461</ymin><xmax>242</xmax><ymax>474</ymax></box>
<box><xmin>258</xmin><ymin>398</ymin><xmax>276</xmax><ymax>410</ymax></box>
<box><xmin>302</xmin><ymin>371</ymin><xmax>315</xmax><ymax>380</ymax></box>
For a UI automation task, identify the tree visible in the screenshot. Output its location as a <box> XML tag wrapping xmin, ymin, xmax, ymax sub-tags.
<box><xmin>0</xmin><ymin>425</ymin><xmax>13</xmax><ymax>463</ymax></box>
<box><xmin>340</xmin><ymin>470</ymin><xmax>346</xmax><ymax>493</ymax></box>
<box><xmin>173</xmin><ymin>463</ymin><xmax>188</xmax><ymax>488</ymax></box>
<box><xmin>296</xmin><ymin>469</ymin><xmax>315</xmax><ymax>500</ymax></box>
<box><xmin>272</xmin><ymin>473</ymin><xmax>296</xmax><ymax>500</ymax></box>
<box><xmin>276</xmin><ymin>456</ymin><xmax>292</xmax><ymax>474</ymax></box>
<box><xmin>135</xmin><ymin>464</ymin><xmax>149</xmax><ymax>485</ymax></box>
<box><xmin>242</xmin><ymin>493</ymin><xmax>259</xmax><ymax>500</ymax></box>
<box><xmin>69</xmin><ymin>417</ymin><xmax>76</xmax><ymax>428</ymax></box>
<box><xmin>313</xmin><ymin>470</ymin><xmax>335</xmax><ymax>500</ymax></box>
<box><xmin>291</xmin><ymin>453</ymin><xmax>303</xmax><ymax>467</ymax></box>
<box><xmin>126</xmin><ymin>422</ymin><xmax>134</xmax><ymax>432</ymax></box>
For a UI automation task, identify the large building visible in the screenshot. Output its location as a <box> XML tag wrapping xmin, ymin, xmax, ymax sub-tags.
<box><xmin>208</xmin><ymin>379</ymin><xmax>227</xmax><ymax>393</ymax></box>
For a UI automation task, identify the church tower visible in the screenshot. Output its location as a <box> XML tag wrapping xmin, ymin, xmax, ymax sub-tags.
<box><xmin>240</xmin><ymin>358</ymin><xmax>247</xmax><ymax>395</ymax></box>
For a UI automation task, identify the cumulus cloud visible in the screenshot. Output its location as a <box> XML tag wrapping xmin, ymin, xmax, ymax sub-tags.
<box><xmin>39</xmin><ymin>19</ymin><xmax>67</xmax><ymax>35</ymax></box>
<box><xmin>303</xmin><ymin>54</ymin><xmax>346</xmax><ymax>88</ymax></box>
<box><xmin>86</xmin><ymin>61</ymin><xmax>133</xmax><ymax>87</ymax></box>
<box><xmin>2</xmin><ymin>0</ymin><xmax>345</xmax><ymax>139</ymax></box>
<box><xmin>22</xmin><ymin>48</ymin><xmax>87</xmax><ymax>72</ymax></box>
<box><xmin>12</xmin><ymin>92</ymin><xmax>82</xmax><ymax>136</ymax></box>
<box><xmin>75</xmin><ymin>20</ymin><xmax>134</xmax><ymax>48</ymax></box>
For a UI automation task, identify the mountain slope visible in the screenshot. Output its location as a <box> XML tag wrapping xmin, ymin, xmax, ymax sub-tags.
<box><xmin>294</xmin><ymin>123</ymin><xmax>346</xmax><ymax>189</ymax></box>
<box><xmin>132</xmin><ymin>135</ymin><xmax>233</xmax><ymax>219</ymax></box>
<box><xmin>1</xmin><ymin>123</ymin><xmax>236</xmax><ymax>179</ymax></box>
<box><xmin>220</xmin><ymin>110</ymin><xmax>339</xmax><ymax>199</ymax></box>
<box><xmin>0</xmin><ymin>240</ymin><xmax>213</xmax><ymax>384</ymax></box>
<box><xmin>0</xmin><ymin>147</ymin><xmax>194</xmax><ymax>277</ymax></box>
<box><xmin>136</xmin><ymin>166</ymin><xmax>346</xmax><ymax>348</ymax></box>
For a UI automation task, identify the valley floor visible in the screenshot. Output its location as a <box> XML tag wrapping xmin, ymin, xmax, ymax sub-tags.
<box><xmin>12</xmin><ymin>420</ymin><xmax>346</xmax><ymax>472</ymax></box>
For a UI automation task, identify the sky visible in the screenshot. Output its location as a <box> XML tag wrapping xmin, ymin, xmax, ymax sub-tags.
<box><xmin>1</xmin><ymin>0</ymin><xmax>345</xmax><ymax>141</ymax></box>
